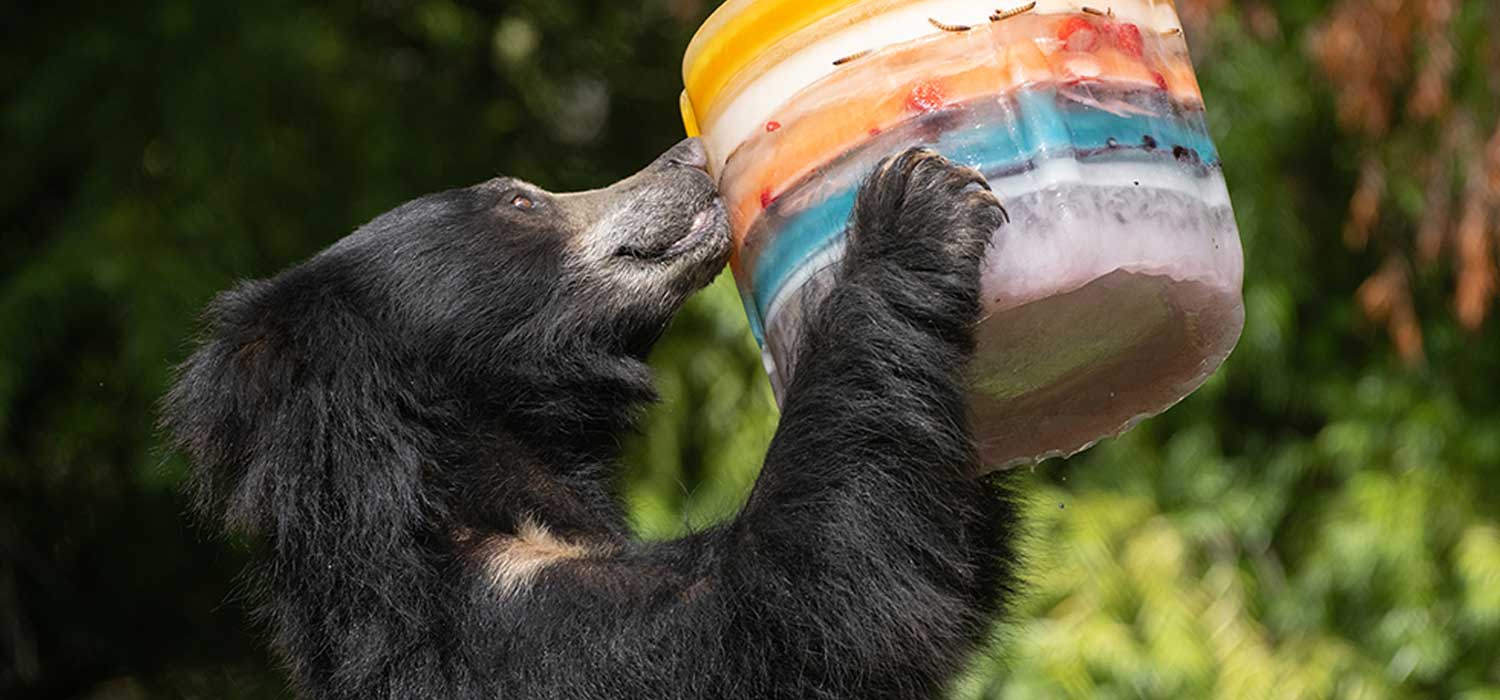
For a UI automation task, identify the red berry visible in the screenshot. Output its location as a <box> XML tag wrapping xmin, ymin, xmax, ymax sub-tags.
<box><xmin>1152</xmin><ymin>71</ymin><xmax>1168</xmax><ymax>90</ymax></box>
<box><xmin>1110</xmin><ymin>23</ymin><xmax>1144</xmax><ymax>58</ymax></box>
<box><xmin>905</xmin><ymin>81</ymin><xmax>945</xmax><ymax>112</ymax></box>
<box><xmin>1057</xmin><ymin>17</ymin><xmax>1098</xmax><ymax>52</ymax></box>
<box><xmin>760</xmin><ymin>188</ymin><xmax>775</xmax><ymax>209</ymax></box>
<box><xmin>765</xmin><ymin>120</ymin><xmax>781</xmax><ymax>132</ymax></box>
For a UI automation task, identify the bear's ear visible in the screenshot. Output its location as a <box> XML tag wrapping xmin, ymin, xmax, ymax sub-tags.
<box><xmin>165</xmin><ymin>270</ymin><xmax>434</xmax><ymax>579</ymax></box>
<box><xmin>163</xmin><ymin>279</ymin><xmax>313</xmax><ymax>535</ymax></box>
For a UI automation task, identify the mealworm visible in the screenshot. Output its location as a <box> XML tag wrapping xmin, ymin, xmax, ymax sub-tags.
<box><xmin>928</xmin><ymin>17</ymin><xmax>971</xmax><ymax>32</ymax></box>
<box><xmin>992</xmin><ymin>2</ymin><xmax>1036</xmax><ymax>21</ymax></box>
<box><xmin>1082</xmin><ymin>6</ymin><xmax>1114</xmax><ymax>17</ymax></box>
<box><xmin>832</xmin><ymin>49</ymin><xmax>873</xmax><ymax>66</ymax></box>
<box><xmin>1161</xmin><ymin>26</ymin><xmax>1183</xmax><ymax>36</ymax></box>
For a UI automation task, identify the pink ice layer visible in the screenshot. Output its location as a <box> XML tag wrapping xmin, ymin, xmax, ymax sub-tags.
<box><xmin>757</xmin><ymin>168</ymin><xmax>1243</xmax><ymax>469</ymax></box>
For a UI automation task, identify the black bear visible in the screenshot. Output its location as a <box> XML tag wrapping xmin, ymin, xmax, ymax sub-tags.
<box><xmin>165</xmin><ymin>139</ymin><xmax>1018</xmax><ymax>699</ymax></box>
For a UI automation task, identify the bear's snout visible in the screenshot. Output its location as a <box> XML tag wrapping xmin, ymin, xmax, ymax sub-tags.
<box><xmin>557</xmin><ymin>138</ymin><xmax>728</xmax><ymax>271</ymax></box>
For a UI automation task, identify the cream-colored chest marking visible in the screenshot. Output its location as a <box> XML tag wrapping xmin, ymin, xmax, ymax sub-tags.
<box><xmin>477</xmin><ymin>520</ymin><xmax>596</xmax><ymax>595</ymax></box>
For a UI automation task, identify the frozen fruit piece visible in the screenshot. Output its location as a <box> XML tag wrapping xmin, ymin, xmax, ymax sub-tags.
<box><xmin>1045</xmin><ymin>47</ymin><xmax>1148</xmax><ymax>86</ymax></box>
<box><xmin>1110</xmin><ymin>23</ymin><xmax>1143</xmax><ymax>58</ymax></box>
<box><xmin>1092</xmin><ymin>47</ymin><xmax>1157</xmax><ymax>86</ymax></box>
<box><xmin>1056</xmin><ymin>16</ymin><xmax>1091</xmax><ymax>41</ymax></box>
<box><xmin>1062</xmin><ymin>54</ymin><xmax>1102</xmax><ymax>80</ymax></box>
<box><xmin>1057</xmin><ymin>17</ymin><xmax>1098</xmax><ymax>52</ymax></box>
<box><xmin>906</xmin><ymin>80</ymin><xmax>946</xmax><ymax>112</ymax></box>
<box><xmin>1066</xmin><ymin>27</ymin><xmax>1099</xmax><ymax>52</ymax></box>
<box><xmin>759</xmin><ymin>188</ymin><xmax>775</xmax><ymax>209</ymax></box>
<box><xmin>766</xmin><ymin>120</ymin><xmax>781</xmax><ymax>132</ymax></box>
<box><xmin>1152</xmin><ymin>71</ymin><xmax>1169</xmax><ymax>90</ymax></box>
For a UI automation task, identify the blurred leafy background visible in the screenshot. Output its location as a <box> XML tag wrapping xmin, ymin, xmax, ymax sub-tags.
<box><xmin>2</xmin><ymin>0</ymin><xmax>1498</xmax><ymax>697</ymax></box>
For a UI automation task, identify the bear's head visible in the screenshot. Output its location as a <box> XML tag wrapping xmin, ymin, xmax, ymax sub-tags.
<box><xmin>165</xmin><ymin>138</ymin><xmax>730</xmax><ymax>538</ymax></box>
<box><xmin>314</xmin><ymin>136</ymin><xmax>730</xmax><ymax>362</ymax></box>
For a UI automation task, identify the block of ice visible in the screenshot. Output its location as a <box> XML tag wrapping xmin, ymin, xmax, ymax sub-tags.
<box><xmin>682</xmin><ymin>0</ymin><xmax>1244</xmax><ymax>468</ymax></box>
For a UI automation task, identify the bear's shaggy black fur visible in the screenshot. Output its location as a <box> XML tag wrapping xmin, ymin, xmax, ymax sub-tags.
<box><xmin>165</xmin><ymin>140</ymin><xmax>1018</xmax><ymax>699</ymax></box>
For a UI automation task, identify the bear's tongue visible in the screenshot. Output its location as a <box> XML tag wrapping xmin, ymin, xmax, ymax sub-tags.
<box><xmin>690</xmin><ymin>207</ymin><xmax>714</xmax><ymax>231</ymax></box>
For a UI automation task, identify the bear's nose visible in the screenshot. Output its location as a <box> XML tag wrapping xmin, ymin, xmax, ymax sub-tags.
<box><xmin>661</xmin><ymin>137</ymin><xmax>708</xmax><ymax>172</ymax></box>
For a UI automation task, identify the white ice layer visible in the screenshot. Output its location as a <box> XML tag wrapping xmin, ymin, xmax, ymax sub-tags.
<box><xmin>980</xmin><ymin>161</ymin><xmax>1240</xmax><ymax>313</ymax></box>
<box><xmin>759</xmin><ymin>161</ymin><xmax>1240</xmax><ymax>329</ymax></box>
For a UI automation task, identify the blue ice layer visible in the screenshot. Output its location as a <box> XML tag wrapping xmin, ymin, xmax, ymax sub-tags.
<box><xmin>737</xmin><ymin>85</ymin><xmax>1222</xmax><ymax>344</ymax></box>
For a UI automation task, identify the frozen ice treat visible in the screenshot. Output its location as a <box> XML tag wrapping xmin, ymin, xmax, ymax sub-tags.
<box><xmin>681</xmin><ymin>0</ymin><xmax>1244</xmax><ymax>468</ymax></box>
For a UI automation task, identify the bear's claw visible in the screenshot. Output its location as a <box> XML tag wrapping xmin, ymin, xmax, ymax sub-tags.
<box><xmin>844</xmin><ymin>147</ymin><xmax>1006</xmax><ymax>291</ymax></box>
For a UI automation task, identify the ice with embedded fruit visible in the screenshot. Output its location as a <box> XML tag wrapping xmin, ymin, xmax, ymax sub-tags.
<box><xmin>681</xmin><ymin>0</ymin><xmax>1244</xmax><ymax>468</ymax></box>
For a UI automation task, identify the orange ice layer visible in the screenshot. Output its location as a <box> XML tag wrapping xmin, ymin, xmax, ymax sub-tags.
<box><xmin>718</xmin><ymin>13</ymin><xmax>1204</xmax><ymax>246</ymax></box>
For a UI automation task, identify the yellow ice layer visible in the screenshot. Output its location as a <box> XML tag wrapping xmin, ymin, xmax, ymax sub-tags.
<box><xmin>683</xmin><ymin>0</ymin><xmax>867</xmax><ymax>134</ymax></box>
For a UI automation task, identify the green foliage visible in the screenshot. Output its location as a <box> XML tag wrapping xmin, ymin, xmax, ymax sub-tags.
<box><xmin>2</xmin><ymin>0</ymin><xmax>1497</xmax><ymax>697</ymax></box>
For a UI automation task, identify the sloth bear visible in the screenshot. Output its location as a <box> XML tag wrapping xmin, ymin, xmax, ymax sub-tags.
<box><xmin>165</xmin><ymin>139</ymin><xmax>1018</xmax><ymax>699</ymax></box>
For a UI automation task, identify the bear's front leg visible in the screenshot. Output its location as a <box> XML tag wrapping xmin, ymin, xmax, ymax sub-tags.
<box><xmin>726</xmin><ymin>148</ymin><xmax>1016</xmax><ymax>699</ymax></box>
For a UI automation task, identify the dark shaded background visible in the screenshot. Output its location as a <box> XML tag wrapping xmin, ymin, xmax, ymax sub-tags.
<box><xmin>3</xmin><ymin>0</ymin><xmax>1498</xmax><ymax>698</ymax></box>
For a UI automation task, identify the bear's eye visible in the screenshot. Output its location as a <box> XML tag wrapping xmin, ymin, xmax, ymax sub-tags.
<box><xmin>510</xmin><ymin>194</ymin><xmax>535</xmax><ymax>211</ymax></box>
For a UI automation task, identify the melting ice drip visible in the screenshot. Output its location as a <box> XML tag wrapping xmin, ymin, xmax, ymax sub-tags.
<box><xmin>704</xmin><ymin>5</ymin><xmax>1244</xmax><ymax>468</ymax></box>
